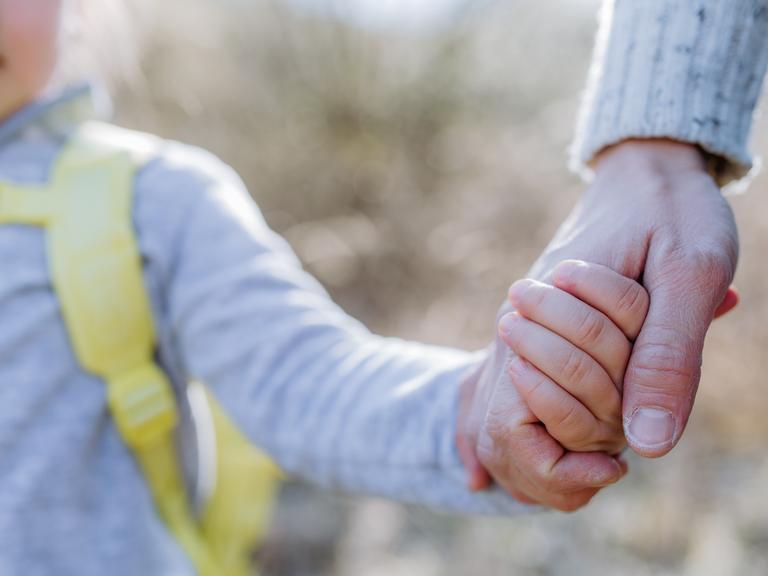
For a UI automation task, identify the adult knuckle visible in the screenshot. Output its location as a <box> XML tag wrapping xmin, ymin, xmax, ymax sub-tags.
<box><xmin>658</xmin><ymin>243</ymin><xmax>733</xmax><ymax>291</ymax></box>
<box><xmin>627</xmin><ymin>363</ymin><xmax>699</xmax><ymax>404</ymax></box>
<box><xmin>629</xmin><ymin>356</ymin><xmax>697</xmax><ymax>390</ymax></box>
<box><xmin>689</xmin><ymin>246</ymin><xmax>734</xmax><ymax>289</ymax></box>
<box><xmin>629</xmin><ymin>334</ymin><xmax>699</xmax><ymax>389</ymax></box>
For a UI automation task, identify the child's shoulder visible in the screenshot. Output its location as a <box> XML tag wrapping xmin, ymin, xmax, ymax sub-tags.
<box><xmin>86</xmin><ymin>120</ymin><xmax>261</xmax><ymax>223</ymax></box>
<box><xmin>87</xmin><ymin>122</ymin><xmax>275</xmax><ymax>262</ymax></box>
<box><xmin>85</xmin><ymin>121</ymin><xmax>245</xmax><ymax>198</ymax></box>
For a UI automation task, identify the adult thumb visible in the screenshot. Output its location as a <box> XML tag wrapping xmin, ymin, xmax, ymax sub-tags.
<box><xmin>622</xmin><ymin>253</ymin><xmax>733</xmax><ymax>457</ymax></box>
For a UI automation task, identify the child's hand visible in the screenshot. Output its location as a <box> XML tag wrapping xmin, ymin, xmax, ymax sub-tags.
<box><xmin>456</xmin><ymin>259</ymin><xmax>737</xmax><ymax>510</ymax></box>
<box><xmin>500</xmin><ymin>261</ymin><xmax>649</xmax><ymax>454</ymax></box>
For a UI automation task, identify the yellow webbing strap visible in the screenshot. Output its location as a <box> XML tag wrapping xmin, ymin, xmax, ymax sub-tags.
<box><xmin>0</xmin><ymin>122</ymin><xmax>282</xmax><ymax>575</ymax></box>
<box><xmin>0</xmin><ymin>123</ymin><xmax>221</xmax><ymax>576</ymax></box>
<box><xmin>0</xmin><ymin>183</ymin><xmax>52</xmax><ymax>225</ymax></box>
<box><xmin>200</xmin><ymin>384</ymin><xmax>281</xmax><ymax>573</ymax></box>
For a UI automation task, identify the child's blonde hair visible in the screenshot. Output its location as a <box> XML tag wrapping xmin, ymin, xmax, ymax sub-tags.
<box><xmin>54</xmin><ymin>0</ymin><xmax>148</xmax><ymax>90</ymax></box>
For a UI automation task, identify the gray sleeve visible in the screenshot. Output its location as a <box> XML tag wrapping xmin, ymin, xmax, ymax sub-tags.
<box><xmin>571</xmin><ymin>0</ymin><xmax>768</xmax><ymax>186</ymax></box>
<box><xmin>135</xmin><ymin>142</ymin><xmax>530</xmax><ymax>516</ymax></box>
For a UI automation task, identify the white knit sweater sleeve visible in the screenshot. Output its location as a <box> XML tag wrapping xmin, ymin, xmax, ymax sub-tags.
<box><xmin>571</xmin><ymin>0</ymin><xmax>768</xmax><ymax>185</ymax></box>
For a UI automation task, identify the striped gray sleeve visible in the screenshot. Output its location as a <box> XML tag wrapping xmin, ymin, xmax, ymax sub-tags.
<box><xmin>571</xmin><ymin>0</ymin><xmax>768</xmax><ymax>186</ymax></box>
<box><xmin>139</xmin><ymin>142</ymin><xmax>532</xmax><ymax>516</ymax></box>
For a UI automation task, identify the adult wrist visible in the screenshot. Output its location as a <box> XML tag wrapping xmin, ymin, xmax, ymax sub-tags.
<box><xmin>593</xmin><ymin>139</ymin><xmax>708</xmax><ymax>178</ymax></box>
<box><xmin>587</xmin><ymin>138</ymin><xmax>726</xmax><ymax>206</ymax></box>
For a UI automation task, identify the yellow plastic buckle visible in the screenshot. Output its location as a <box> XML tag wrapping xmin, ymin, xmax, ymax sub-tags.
<box><xmin>0</xmin><ymin>184</ymin><xmax>52</xmax><ymax>225</ymax></box>
<box><xmin>108</xmin><ymin>364</ymin><xmax>178</xmax><ymax>448</ymax></box>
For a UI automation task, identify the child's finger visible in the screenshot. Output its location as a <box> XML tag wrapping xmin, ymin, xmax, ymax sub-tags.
<box><xmin>499</xmin><ymin>313</ymin><xmax>621</xmax><ymax>424</ymax></box>
<box><xmin>552</xmin><ymin>260</ymin><xmax>649</xmax><ymax>340</ymax></box>
<box><xmin>509</xmin><ymin>279</ymin><xmax>630</xmax><ymax>385</ymax></box>
<box><xmin>508</xmin><ymin>355</ymin><xmax>623</xmax><ymax>452</ymax></box>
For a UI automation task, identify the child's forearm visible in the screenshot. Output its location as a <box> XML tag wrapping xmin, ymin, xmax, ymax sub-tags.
<box><xmin>248</xmin><ymin>330</ymin><xmax>525</xmax><ymax>515</ymax></box>
<box><xmin>143</xmin><ymin>146</ymin><xmax>530</xmax><ymax>514</ymax></box>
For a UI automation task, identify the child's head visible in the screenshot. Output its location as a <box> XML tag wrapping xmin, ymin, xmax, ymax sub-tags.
<box><xmin>0</xmin><ymin>0</ymin><xmax>63</xmax><ymax>119</ymax></box>
<box><xmin>0</xmin><ymin>0</ymin><xmax>140</xmax><ymax>121</ymax></box>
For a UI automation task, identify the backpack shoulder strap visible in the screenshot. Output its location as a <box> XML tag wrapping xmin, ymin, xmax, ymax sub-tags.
<box><xmin>49</xmin><ymin>122</ymin><xmax>220</xmax><ymax>576</ymax></box>
<box><xmin>49</xmin><ymin>122</ymin><xmax>160</xmax><ymax>387</ymax></box>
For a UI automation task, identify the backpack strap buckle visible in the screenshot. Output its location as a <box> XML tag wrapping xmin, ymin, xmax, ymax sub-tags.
<box><xmin>108</xmin><ymin>364</ymin><xmax>178</xmax><ymax>448</ymax></box>
<box><xmin>0</xmin><ymin>183</ymin><xmax>52</xmax><ymax>225</ymax></box>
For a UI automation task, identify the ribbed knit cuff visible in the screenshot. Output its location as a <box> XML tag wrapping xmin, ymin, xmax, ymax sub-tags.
<box><xmin>571</xmin><ymin>0</ymin><xmax>768</xmax><ymax>187</ymax></box>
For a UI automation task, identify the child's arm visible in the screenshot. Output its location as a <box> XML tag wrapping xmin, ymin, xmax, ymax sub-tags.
<box><xmin>500</xmin><ymin>261</ymin><xmax>649</xmax><ymax>454</ymax></box>
<box><xmin>138</xmin><ymin>145</ymin><xmax>535</xmax><ymax>514</ymax></box>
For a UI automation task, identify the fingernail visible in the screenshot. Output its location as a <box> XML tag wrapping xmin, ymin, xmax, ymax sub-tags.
<box><xmin>507</xmin><ymin>280</ymin><xmax>532</xmax><ymax>306</ymax></box>
<box><xmin>498</xmin><ymin>313</ymin><xmax>519</xmax><ymax>337</ymax></box>
<box><xmin>626</xmin><ymin>407</ymin><xmax>676</xmax><ymax>449</ymax></box>
<box><xmin>553</xmin><ymin>260</ymin><xmax>585</xmax><ymax>285</ymax></box>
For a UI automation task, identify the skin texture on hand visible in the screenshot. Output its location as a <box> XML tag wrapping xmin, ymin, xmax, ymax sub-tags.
<box><xmin>456</xmin><ymin>138</ymin><xmax>739</xmax><ymax>510</ymax></box>
<box><xmin>502</xmin><ymin>264</ymin><xmax>651</xmax><ymax>455</ymax></box>
<box><xmin>549</xmin><ymin>139</ymin><xmax>739</xmax><ymax>457</ymax></box>
<box><xmin>456</xmin><ymin>327</ymin><xmax>628</xmax><ymax>511</ymax></box>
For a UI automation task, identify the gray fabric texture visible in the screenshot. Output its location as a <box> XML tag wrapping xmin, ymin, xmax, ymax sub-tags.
<box><xmin>0</xmin><ymin>86</ymin><xmax>527</xmax><ymax>575</ymax></box>
<box><xmin>572</xmin><ymin>0</ymin><xmax>768</xmax><ymax>185</ymax></box>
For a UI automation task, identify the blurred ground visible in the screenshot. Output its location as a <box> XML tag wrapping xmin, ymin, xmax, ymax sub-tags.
<box><xmin>114</xmin><ymin>0</ymin><xmax>768</xmax><ymax>574</ymax></box>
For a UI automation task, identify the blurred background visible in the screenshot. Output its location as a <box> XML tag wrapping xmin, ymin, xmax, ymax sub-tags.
<box><xmin>112</xmin><ymin>0</ymin><xmax>768</xmax><ymax>574</ymax></box>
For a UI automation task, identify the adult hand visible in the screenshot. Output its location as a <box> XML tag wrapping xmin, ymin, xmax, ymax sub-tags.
<box><xmin>531</xmin><ymin>139</ymin><xmax>739</xmax><ymax>457</ymax></box>
<box><xmin>456</xmin><ymin>138</ymin><xmax>739</xmax><ymax>509</ymax></box>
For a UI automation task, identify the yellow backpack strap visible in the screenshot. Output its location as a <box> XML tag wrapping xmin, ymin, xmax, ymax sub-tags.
<box><xmin>49</xmin><ymin>123</ymin><xmax>221</xmax><ymax>576</ymax></box>
<box><xmin>198</xmin><ymin>382</ymin><xmax>281</xmax><ymax>574</ymax></box>
<box><xmin>0</xmin><ymin>182</ymin><xmax>53</xmax><ymax>225</ymax></box>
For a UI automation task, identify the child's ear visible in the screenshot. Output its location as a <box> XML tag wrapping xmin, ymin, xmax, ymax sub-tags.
<box><xmin>713</xmin><ymin>286</ymin><xmax>739</xmax><ymax>319</ymax></box>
